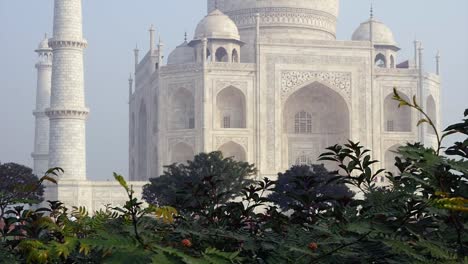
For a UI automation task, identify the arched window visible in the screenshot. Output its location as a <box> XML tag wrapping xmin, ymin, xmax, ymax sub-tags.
<box><xmin>215</xmin><ymin>47</ymin><xmax>228</xmax><ymax>62</ymax></box>
<box><xmin>384</xmin><ymin>93</ymin><xmax>412</xmax><ymax>132</ymax></box>
<box><xmin>219</xmin><ymin>141</ymin><xmax>246</xmax><ymax>162</ymax></box>
<box><xmin>170</xmin><ymin>88</ymin><xmax>195</xmax><ymax>130</ymax></box>
<box><xmin>217</xmin><ymin>87</ymin><xmax>246</xmax><ymax>128</ymax></box>
<box><xmin>375</xmin><ymin>53</ymin><xmax>387</xmax><ymax>68</ymax></box>
<box><xmin>294</xmin><ymin>110</ymin><xmax>312</xmax><ymax>134</ymax></box>
<box><xmin>390</xmin><ymin>55</ymin><xmax>395</xmax><ymax>68</ymax></box>
<box><xmin>232</xmin><ymin>49</ymin><xmax>239</xmax><ymax>63</ymax></box>
<box><xmin>171</xmin><ymin>142</ymin><xmax>194</xmax><ymax>164</ymax></box>
<box><xmin>426</xmin><ymin>95</ymin><xmax>437</xmax><ymax>135</ymax></box>
<box><xmin>138</xmin><ymin>102</ymin><xmax>148</xmax><ymax>180</ymax></box>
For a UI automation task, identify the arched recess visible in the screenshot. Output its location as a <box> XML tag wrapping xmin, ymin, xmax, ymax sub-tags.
<box><xmin>426</xmin><ymin>95</ymin><xmax>437</xmax><ymax>135</ymax></box>
<box><xmin>283</xmin><ymin>82</ymin><xmax>350</xmax><ymax>168</ymax></box>
<box><xmin>390</xmin><ymin>55</ymin><xmax>395</xmax><ymax>68</ymax></box>
<box><xmin>215</xmin><ymin>47</ymin><xmax>228</xmax><ymax>62</ymax></box>
<box><xmin>232</xmin><ymin>49</ymin><xmax>239</xmax><ymax>63</ymax></box>
<box><xmin>375</xmin><ymin>53</ymin><xmax>387</xmax><ymax>68</ymax></box>
<box><xmin>171</xmin><ymin>142</ymin><xmax>194</xmax><ymax>164</ymax></box>
<box><xmin>384</xmin><ymin>144</ymin><xmax>402</xmax><ymax>178</ymax></box>
<box><xmin>170</xmin><ymin>88</ymin><xmax>195</xmax><ymax>130</ymax></box>
<box><xmin>217</xmin><ymin>86</ymin><xmax>246</xmax><ymax>128</ymax></box>
<box><xmin>138</xmin><ymin>102</ymin><xmax>148</xmax><ymax>180</ymax></box>
<box><xmin>384</xmin><ymin>93</ymin><xmax>412</xmax><ymax>132</ymax></box>
<box><xmin>219</xmin><ymin>141</ymin><xmax>246</xmax><ymax>162</ymax></box>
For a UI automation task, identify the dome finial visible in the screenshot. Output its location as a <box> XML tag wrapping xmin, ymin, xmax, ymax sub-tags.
<box><xmin>370</xmin><ymin>2</ymin><xmax>374</xmax><ymax>19</ymax></box>
<box><xmin>215</xmin><ymin>0</ymin><xmax>218</xmax><ymax>9</ymax></box>
<box><xmin>184</xmin><ymin>31</ymin><xmax>187</xmax><ymax>42</ymax></box>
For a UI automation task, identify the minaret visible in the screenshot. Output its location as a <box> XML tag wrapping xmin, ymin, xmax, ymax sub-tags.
<box><xmin>46</xmin><ymin>0</ymin><xmax>89</xmax><ymax>181</ymax></box>
<box><xmin>32</xmin><ymin>35</ymin><xmax>53</xmax><ymax>177</ymax></box>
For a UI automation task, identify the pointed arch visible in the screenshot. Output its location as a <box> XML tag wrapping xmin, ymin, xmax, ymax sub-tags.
<box><xmin>283</xmin><ymin>82</ymin><xmax>350</xmax><ymax>168</ymax></box>
<box><xmin>375</xmin><ymin>53</ymin><xmax>387</xmax><ymax>68</ymax></box>
<box><xmin>171</xmin><ymin>142</ymin><xmax>194</xmax><ymax>164</ymax></box>
<box><xmin>138</xmin><ymin>101</ymin><xmax>148</xmax><ymax>180</ymax></box>
<box><xmin>217</xmin><ymin>86</ymin><xmax>246</xmax><ymax>128</ymax></box>
<box><xmin>219</xmin><ymin>141</ymin><xmax>246</xmax><ymax>162</ymax></box>
<box><xmin>170</xmin><ymin>88</ymin><xmax>195</xmax><ymax>130</ymax></box>
<box><xmin>426</xmin><ymin>95</ymin><xmax>437</xmax><ymax>135</ymax></box>
<box><xmin>232</xmin><ymin>49</ymin><xmax>239</xmax><ymax>63</ymax></box>
<box><xmin>384</xmin><ymin>93</ymin><xmax>412</xmax><ymax>132</ymax></box>
<box><xmin>215</xmin><ymin>47</ymin><xmax>228</xmax><ymax>62</ymax></box>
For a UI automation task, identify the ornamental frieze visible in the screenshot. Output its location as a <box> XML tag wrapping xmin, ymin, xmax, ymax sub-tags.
<box><xmin>215</xmin><ymin>136</ymin><xmax>248</xmax><ymax>151</ymax></box>
<box><xmin>168</xmin><ymin>137</ymin><xmax>195</xmax><ymax>149</ymax></box>
<box><xmin>281</xmin><ymin>71</ymin><xmax>351</xmax><ymax>100</ymax></box>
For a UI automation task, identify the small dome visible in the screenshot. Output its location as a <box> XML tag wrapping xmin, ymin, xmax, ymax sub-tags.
<box><xmin>194</xmin><ymin>9</ymin><xmax>240</xmax><ymax>41</ymax></box>
<box><xmin>167</xmin><ymin>41</ymin><xmax>196</xmax><ymax>65</ymax></box>
<box><xmin>37</xmin><ymin>36</ymin><xmax>51</xmax><ymax>50</ymax></box>
<box><xmin>352</xmin><ymin>19</ymin><xmax>397</xmax><ymax>46</ymax></box>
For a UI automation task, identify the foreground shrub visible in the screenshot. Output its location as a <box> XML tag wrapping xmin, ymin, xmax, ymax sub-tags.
<box><xmin>0</xmin><ymin>92</ymin><xmax>466</xmax><ymax>263</ymax></box>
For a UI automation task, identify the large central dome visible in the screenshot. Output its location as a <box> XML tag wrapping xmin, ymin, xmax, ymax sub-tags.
<box><xmin>207</xmin><ymin>0</ymin><xmax>339</xmax><ymax>40</ymax></box>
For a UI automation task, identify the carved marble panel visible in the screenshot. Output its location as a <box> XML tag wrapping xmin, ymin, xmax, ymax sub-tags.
<box><xmin>281</xmin><ymin>71</ymin><xmax>351</xmax><ymax>100</ymax></box>
<box><xmin>215</xmin><ymin>136</ymin><xmax>248</xmax><ymax>151</ymax></box>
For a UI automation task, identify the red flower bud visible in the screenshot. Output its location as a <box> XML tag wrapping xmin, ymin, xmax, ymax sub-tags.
<box><xmin>308</xmin><ymin>242</ymin><xmax>318</xmax><ymax>251</ymax></box>
<box><xmin>182</xmin><ymin>239</ymin><xmax>192</xmax><ymax>248</ymax></box>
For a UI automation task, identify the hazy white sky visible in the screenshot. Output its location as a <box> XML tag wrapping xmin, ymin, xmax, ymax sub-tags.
<box><xmin>0</xmin><ymin>1</ymin><xmax>467</xmax><ymax>180</ymax></box>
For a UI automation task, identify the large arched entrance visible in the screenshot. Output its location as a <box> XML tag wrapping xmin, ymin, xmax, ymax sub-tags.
<box><xmin>219</xmin><ymin>141</ymin><xmax>246</xmax><ymax>162</ymax></box>
<box><xmin>170</xmin><ymin>142</ymin><xmax>195</xmax><ymax>165</ymax></box>
<box><xmin>283</xmin><ymin>82</ymin><xmax>350</xmax><ymax>167</ymax></box>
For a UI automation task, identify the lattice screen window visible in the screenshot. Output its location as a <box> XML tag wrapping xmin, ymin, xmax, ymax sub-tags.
<box><xmin>387</xmin><ymin>120</ymin><xmax>394</xmax><ymax>132</ymax></box>
<box><xmin>223</xmin><ymin>115</ymin><xmax>231</xmax><ymax>128</ymax></box>
<box><xmin>294</xmin><ymin>111</ymin><xmax>312</xmax><ymax>134</ymax></box>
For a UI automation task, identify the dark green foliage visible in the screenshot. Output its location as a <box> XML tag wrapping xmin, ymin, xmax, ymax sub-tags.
<box><xmin>268</xmin><ymin>164</ymin><xmax>354</xmax><ymax>224</ymax></box>
<box><xmin>143</xmin><ymin>151</ymin><xmax>256</xmax><ymax>214</ymax></box>
<box><xmin>0</xmin><ymin>163</ymin><xmax>44</xmax><ymax>218</ymax></box>
<box><xmin>0</xmin><ymin>97</ymin><xmax>466</xmax><ymax>263</ymax></box>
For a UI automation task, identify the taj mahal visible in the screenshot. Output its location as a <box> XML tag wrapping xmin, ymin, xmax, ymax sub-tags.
<box><xmin>32</xmin><ymin>0</ymin><xmax>441</xmax><ymax>211</ymax></box>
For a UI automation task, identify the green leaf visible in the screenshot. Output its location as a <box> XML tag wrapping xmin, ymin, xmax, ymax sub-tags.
<box><xmin>114</xmin><ymin>173</ymin><xmax>129</xmax><ymax>191</ymax></box>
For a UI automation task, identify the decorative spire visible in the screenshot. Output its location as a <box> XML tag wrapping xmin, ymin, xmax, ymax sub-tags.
<box><xmin>149</xmin><ymin>24</ymin><xmax>155</xmax><ymax>52</ymax></box>
<box><xmin>184</xmin><ymin>31</ymin><xmax>187</xmax><ymax>42</ymax></box>
<box><xmin>370</xmin><ymin>2</ymin><xmax>374</xmax><ymax>19</ymax></box>
<box><xmin>215</xmin><ymin>0</ymin><xmax>218</xmax><ymax>9</ymax></box>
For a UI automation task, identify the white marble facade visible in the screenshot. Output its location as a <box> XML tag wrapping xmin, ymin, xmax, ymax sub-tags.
<box><xmin>129</xmin><ymin>0</ymin><xmax>441</xmax><ymax>183</ymax></box>
<box><xmin>33</xmin><ymin>0</ymin><xmax>441</xmax><ymax>212</ymax></box>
